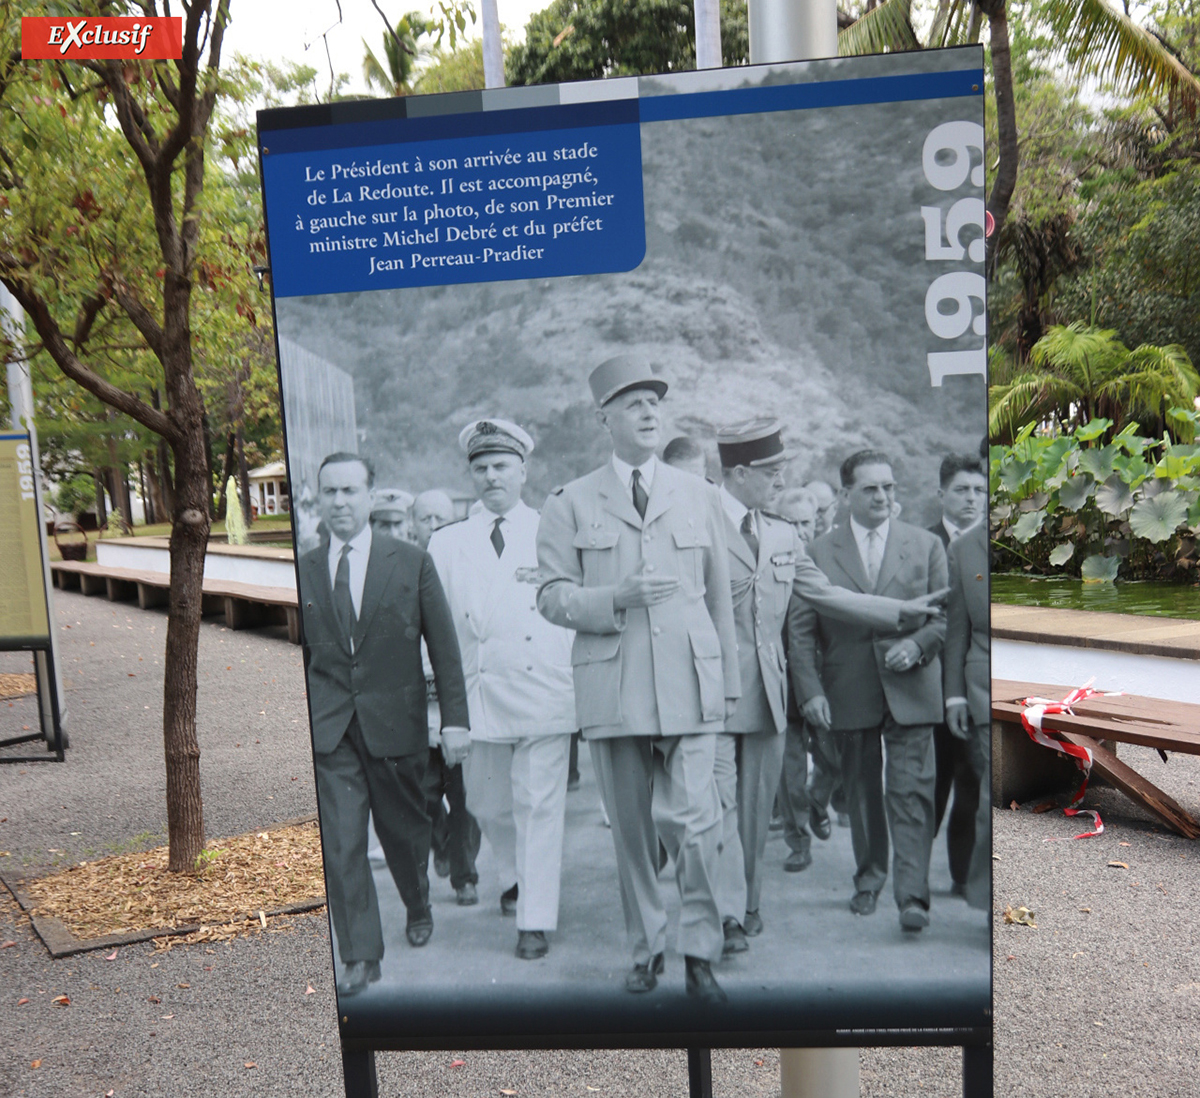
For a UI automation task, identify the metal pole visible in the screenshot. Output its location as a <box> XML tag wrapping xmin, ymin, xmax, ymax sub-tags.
<box><xmin>1</xmin><ymin>284</ymin><xmax>69</xmax><ymax>746</ymax></box>
<box><xmin>694</xmin><ymin>0</ymin><xmax>723</xmax><ymax>70</ymax></box>
<box><xmin>481</xmin><ymin>0</ymin><xmax>505</xmax><ymax>89</ymax></box>
<box><xmin>743</xmin><ymin>3</ymin><xmax>852</xmax><ymax>1094</ymax></box>
<box><xmin>747</xmin><ymin>0</ymin><xmax>837</xmax><ymax>64</ymax></box>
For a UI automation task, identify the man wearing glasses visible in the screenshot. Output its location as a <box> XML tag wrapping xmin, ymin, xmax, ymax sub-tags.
<box><xmin>787</xmin><ymin>450</ymin><xmax>948</xmax><ymax>933</ymax></box>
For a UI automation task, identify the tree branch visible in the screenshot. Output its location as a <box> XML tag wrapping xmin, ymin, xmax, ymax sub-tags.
<box><xmin>0</xmin><ymin>270</ymin><xmax>178</xmax><ymax>443</ymax></box>
<box><xmin>108</xmin><ymin>276</ymin><xmax>165</xmax><ymax>358</ymax></box>
<box><xmin>72</xmin><ymin>293</ymin><xmax>107</xmax><ymax>350</ymax></box>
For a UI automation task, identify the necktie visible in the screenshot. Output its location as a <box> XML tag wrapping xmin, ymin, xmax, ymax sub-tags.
<box><xmin>333</xmin><ymin>543</ymin><xmax>356</xmax><ymax>642</ymax></box>
<box><xmin>490</xmin><ymin>516</ymin><xmax>505</xmax><ymax>558</ymax></box>
<box><xmin>631</xmin><ymin>468</ymin><xmax>648</xmax><ymax>519</ymax></box>
<box><xmin>741</xmin><ymin>510</ymin><xmax>759</xmax><ymax>559</ymax></box>
<box><xmin>866</xmin><ymin>529</ymin><xmax>883</xmax><ymax>588</ymax></box>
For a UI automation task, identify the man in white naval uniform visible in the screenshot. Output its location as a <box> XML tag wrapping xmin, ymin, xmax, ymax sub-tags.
<box><xmin>427</xmin><ymin>418</ymin><xmax>576</xmax><ymax>961</ymax></box>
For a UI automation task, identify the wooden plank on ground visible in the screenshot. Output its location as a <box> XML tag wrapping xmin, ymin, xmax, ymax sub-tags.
<box><xmin>1057</xmin><ymin>732</ymin><xmax>1200</xmax><ymax>840</ymax></box>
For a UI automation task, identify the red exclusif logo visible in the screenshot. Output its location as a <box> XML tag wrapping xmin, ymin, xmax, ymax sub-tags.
<box><xmin>21</xmin><ymin>17</ymin><xmax>183</xmax><ymax>60</ymax></box>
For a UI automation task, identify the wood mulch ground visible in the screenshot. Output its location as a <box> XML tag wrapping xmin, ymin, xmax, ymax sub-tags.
<box><xmin>0</xmin><ymin>672</ymin><xmax>37</xmax><ymax>699</ymax></box>
<box><xmin>21</xmin><ymin>820</ymin><xmax>325</xmax><ymax>949</ymax></box>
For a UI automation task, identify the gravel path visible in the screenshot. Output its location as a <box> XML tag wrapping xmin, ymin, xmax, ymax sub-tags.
<box><xmin>2</xmin><ymin>589</ymin><xmax>1197</xmax><ymax>1096</ymax></box>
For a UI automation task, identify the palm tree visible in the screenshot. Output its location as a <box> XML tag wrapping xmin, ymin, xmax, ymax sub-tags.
<box><xmin>837</xmin><ymin>0</ymin><xmax>1200</xmax><ymax>251</ymax></box>
<box><xmin>363</xmin><ymin>12</ymin><xmax>431</xmax><ymax>96</ymax></box>
<box><xmin>988</xmin><ymin>321</ymin><xmax>1200</xmax><ymax>440</ymax></box>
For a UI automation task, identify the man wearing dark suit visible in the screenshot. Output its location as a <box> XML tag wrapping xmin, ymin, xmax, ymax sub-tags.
<box><xmin>944</xmin><ymin>520</ymin><xmax>991</xmax><ymax>911</ymax></box>
<box><xmin>300</xmin><ymin>453</ymin><xmax>469</xmax><ymax>998</ymax></box>
<box><xmin>789</xmin><ymin>450</ymin><xmax>948</xmax><ymax>931</ymax></box>
<box><xmin>927</xmin><ymin>454</ymin><xmax>988</xmax><ymax>896</ymax></box>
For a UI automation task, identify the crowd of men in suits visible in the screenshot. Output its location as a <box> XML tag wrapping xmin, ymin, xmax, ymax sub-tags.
<box><xmin>298</xmin><ymin>355</ymin><xmax>991</xmax><ymax>1004</ymax></box>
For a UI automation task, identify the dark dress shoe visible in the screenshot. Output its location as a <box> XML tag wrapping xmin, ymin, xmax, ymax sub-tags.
<box><xmin>899</xmin><ymin>901</ymin><xmax>930</xmax><ymax>932</ymax></box>
<box><xmin>455</xmin><ymin>881</ymin><xmax>479</xmax><ymax>906</ymax></box>
<box><xmin>684</xmin><ymin>956</ymin><xmax>728</xmax><ymax>1003</ymax></box>
<box><xmin>625</xmin><ymin>952</ymin><xmax>665</xmax><ymax>993</ymax></box>
<box><xmin>500</xmin><ymin>883</ymin><xmax>519</xmax><ymax>916</ymax></box>
<box><xmin>784</xmin><ymin>848</ymin><xmax>813</xmax><ymax>873</ymax></box>
<box><xmin>722</xmin><ymin>916</ymin><xmax>749</xmax><ymax>955</ymax></box>
<box><xmin>949</xmin><ymin>879</ymin><xmax>967</xmax><ymax>898</ymax></box>
<box><xmin>743</xmin><ymin>910</ymin><xmax>764</xmax><ymax>937</ymax></box>
<box><xmin>338</xmin><ymin>959</ymin><xmax>381</xmax><ymax>997</ymax></box>
<box><xmin>516</xmin><ymin>930</ymin><xmax>550</xmax><ymax>960</ymax></box>
<box><xmin>406</xmin><ymin>912</ymin><xmax>434</xmax><ymax>947</ymax></box>
<box><xmin>809</xmin><ymin>804</ymin><xmax>832</xmax><ymax>840</ymax></box>
<box><xmin>849</xmin><ymin>890</ymin><xmax>878</xmax><ymax>916</ymax></box>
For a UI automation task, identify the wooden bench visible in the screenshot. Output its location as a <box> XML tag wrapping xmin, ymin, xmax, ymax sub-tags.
<box><xmin>992</xmin><ymin>678</ymin><xmax>1200</xmax><ymax>839</ymax></box>
<box><xmin>51</xmin><ymin>560</ymin><xmax>300</xmax><ymax>645</ymax></box>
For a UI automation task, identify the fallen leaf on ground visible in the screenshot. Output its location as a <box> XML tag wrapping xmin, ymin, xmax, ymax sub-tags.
<box><xmin>176</xmin><ymin>983</ymin><xmax>189</xmax><ymax>989</ymax></box>
<box><xmin>1108</xmin><ymin>861</ymin><xmax>1129</xmax><ymax>869</ymax></box>
<box><xmin>1120</xmin><ymin>841</ymin><xmax>1131</xmax><ymax>847</ymax></box>
<box><xmin>107</xmin><ymin>1091</ymin><xmax>115</xmax><ymax>1096</ymax></box>
<box><xmin>1079</xmin><ymin>907</ymin><xmax>1091</xmax><ymax>913</ymax></box>
<box><xmin>1003</xmin><ymin>905</ymin><xmax>1037</xmax><ymax>928</ymax></box>
<box><xmin>1</xmin><ymin>940</ymin><xmax>15</xmax><ymax>948</ymax></box>
<box><xmin>147</xmin><ymin>996</ymin><xmax>161</xmax><ymax>1004</ymax></box>
<box><xmin>449</xmin><ymin>1059</ymin><xmax>466</xmax><ymax>1068</ymax></box>
<box><xmin>305</xmin><ymin>985</ymin><xmax>315</xmax><ymax>995</ymax></box>
<box><xmin>1009</xmin><ymin>800</ymin><xmax>1020</xmax><ymax>810</ymax></box>
<box><xmin>1072</xmin><ymin>951</ymin><xmax>1086</xmax><ymax>959</ymax></box>
<box><xmin>1005</xmin><ymin>955</ymin><xmax>1015</xmax><ymax>961</ymax></box>
<box><xmin>1032</xmin><ymin>801</ymin><xmax>1057</xmax><ymax>814</ymax></box>
<box><xmin>30</xmin><ymin>1060</ymin><xmax>41</xmax><ymax>1069</ymax></box>
<box><xmin>51</xmin><ymin>995</ymin><xmax>69</xmax><ymax>1006</ymax></box>
<box><xmin>161</xmin><ymin>1014</ymin><xmax>174</xmax><ymax>1020</ymax></box>
<box><xmin>244</xmin><ymin>1062</ymin><xmax>257</xmax><ymax>1069</ymax></box>
<box><xmin>500</xmin><ymin>1090</ymin><xmax>517</xmax><ymax>1095</ymax></box>
<box><xmin>17</xmin><ymin>998</ymin><xmax>29</xmax><ymax>1005</ymax></box>
<box><xmin>104</xmin><ymin>950</ymin><xmax>118</xmax><ymax>961</ymax></box>
<box><xmin>258</xmin><ymin>911</ymin><xmax>267</xmax><ymax>929</ymax></box>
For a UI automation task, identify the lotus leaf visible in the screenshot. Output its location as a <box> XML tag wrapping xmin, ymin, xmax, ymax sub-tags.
<box><xmin>1077</xmin><ymin>445</ymin><xmax>1119</xmax><ymax>482</ymax></box>
<box><xmin>1112</xmin><ymin>453</ymin><xmax>1150</xmax><ymax>486</ymax></box>
<box><xmin>1057</xmin><ymin>474</ymin><xmax>1094</xmax><ymax>512</ymax></box>
<box><xmin>1080</xmin><ymin>554</ymin><xmax>1120</xmax><ymax>582</ymax></box>
<box><xmin>1074</xmin><ymin>418</ymin><xmax>1114</xmax><ymax>442</ymax></box>
<box><xmin>1190</xmin><ymin>497</ymin><xmax>1200</xmax><ymax>528</ymax></box>
<box><xmin>1048</xmin><ymin>543</ymin><xmax>1075</xmax><ymax>567</ymax></box>
<box><xmin>999</xmin><ymin>458</ymin><xmax>1036</xmax><ymax>494</ymax></box>
<box><xmin>1129</xmin><ymin>492</ymin><xmax>1189</xmax><ymax>544</ymax></box>
<box><xmin>1154</xmin><ymin>447</ymin><xmax>1200</xmax><ymax>481</ymax></box>
<box><xmin>1114</xmin><ymin>424</ymin><xmax>1153</xmax><ymax>455</ymax></box>
<box><xmin>1018</xmin><ymin>491</ymin><xmax>1050</xmax><ymax>512</ymax></box>
<box><xmin>1095</xmin><ymin>476</ymin><xmax>1134</xmax><ymax>517</ymax></box>
<box><xmin>1012</xmin><ymin>510</ymin><xmax>1046</xmax><ymax>544</ymax></box>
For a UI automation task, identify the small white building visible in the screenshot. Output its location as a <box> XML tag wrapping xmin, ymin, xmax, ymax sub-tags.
<box><xmin>248</xmin><ymin>461</ymin><xmax>290</xmax><ymax>516</ymax></box>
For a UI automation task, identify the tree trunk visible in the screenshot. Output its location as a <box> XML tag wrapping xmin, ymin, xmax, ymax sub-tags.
<box><xmin>216</xmin><ymin>430</ymin><xmax>235</xmax><ymax>520</ymax></box>
<box><xmin>983</xmin><ymin>0</ymin><xmax>1018</xmax><ymax>273</ymax></box>
<box><xmin>163</xmin><ymin>412</ymin><xmax>209</xmax><ymax>873</ymax></box>
<box><xmin>152</xmin><ymin>390</ymin><xmax>176</xmax><ymax>517</ymax></box>
<box><xmin>93</xmin><ymin>468</ymin><xmax>107</xmax><ymax>525</ymax></box>
<box><xmin>139</xmin><ymin>458</ymin><xmax>154</xmax><ymax>525</ymax></box>
<box><xmin>202</xmin><ymin>410</ymin><xmax>217</xmax><ymax>519</ymax></box>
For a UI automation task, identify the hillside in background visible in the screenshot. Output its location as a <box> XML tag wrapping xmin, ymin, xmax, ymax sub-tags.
<box><xmin>277</xmin><ymin>90</ymin><xmax>985</xmax><ymax>525</ymax></box>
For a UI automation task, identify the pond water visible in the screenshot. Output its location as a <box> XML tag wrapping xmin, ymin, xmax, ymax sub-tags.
<box><xmin>990</xmin><ymin>574</ymin><xmax>1200</xmax><ymax>621</ymax></box>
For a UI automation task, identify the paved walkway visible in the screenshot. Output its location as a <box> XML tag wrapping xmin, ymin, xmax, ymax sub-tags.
<box><xmin>1</xmin><ymin>591</ymin><xmax>1197</xmax><ymax>1096</ymax></box>
<box><xmin>991</xmin><ymin>603</ymin><xmax>1200</xmax><ymax>659</ymax></box>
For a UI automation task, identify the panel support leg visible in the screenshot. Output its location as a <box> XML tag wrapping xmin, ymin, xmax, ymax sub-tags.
<box><xmin>963</xmin><ymin>1042</ymin><xmax>992</xmax><ymax>1098</ymax></box>
<box><xmin>687</xmin><ymin>1048</ymin><xmax>712</xmax><ymax>1098</ymax></box>
<box><xmin>780</xmin><ymin>1048</ymin><xmax>859</xmax><ymax>1098</ymax></box>
<box><xmin>341</xmin><ymin>1047</ymin><xmax>378</xmax><ymax>1098</ymax></box>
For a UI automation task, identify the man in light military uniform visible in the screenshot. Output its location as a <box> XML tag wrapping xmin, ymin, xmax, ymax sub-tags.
<box><xmin>370</xmin><ymin>488</ymin><xmax>414</xmax><ymax>543</ymax></box>
<box><xmin>427</xmin><ymin>418</ymin><xmax>576</xmax><ymax>961</ymax></box>
<box><xmin>713</xmin><ymin>420</ymin><xmax>946</xmax><ymax>950</ymax></box>
<box><xmin>536</xmin><ymin>356</ymin><xmax>739</xmax><ymax>1003</ymax></box>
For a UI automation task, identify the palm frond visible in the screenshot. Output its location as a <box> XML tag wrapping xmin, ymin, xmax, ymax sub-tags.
<box><xmin>1042</xmin><ymin>0</ymin><xmax>1200</xmax><ymax>110</ymax></box>
<box><xmin>988</xmin><ymin>373</ymin><xmax>1082</xmax><ymax>438</ymax></box>
<box><xmin>1030</xmin><ymin>322</ymin><xmax>1127</xmax><ymax>385</ymax></box>
<box><xmin>838</xmin><ymin>0</ymin><xmax>918</xmax><ymax>57</ymax></box>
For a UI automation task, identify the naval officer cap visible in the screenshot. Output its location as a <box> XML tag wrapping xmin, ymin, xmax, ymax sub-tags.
<box><xmin>717</xmin><ymin>417</ymin><xmax>794</xmax><ymax>468</ymax></box>
<box><xmin>589</xmin><ymin>355</ymin><xmax>669</xmax><ymax>407</ymax></box>
<box><xmin>459</xmin><ymin>418</ymin><xmax>535</xmax><ymax>461</ymax></box>
<box><xmin>371</xmin><ymin>487</ymin><xmax>414</xmax><ymax>520</ymax></box>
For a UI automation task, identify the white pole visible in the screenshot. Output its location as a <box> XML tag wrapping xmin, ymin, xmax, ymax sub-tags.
<box><xmin>694</xmin><ymin>0</ymin><xmax>723</xmax><ymax>70</ymax></box>
<box><xmin>1</xmin><ymin>284</ymin><xmax>69</xmax><ymax>743</ymax></box>
<box><xmin>481</xmin><ymin>0</ymin><xmax>505</xmax><ymax>89</ymax></box>
<box><xmin>744</xmin><ymin>2</ymin><xmax>854</xmax><ymax>1095</ymax></box>
<box><xmin>747</xmin><ymin>0</ymin><xmax>837</xmax><ymax>64</ymax></box>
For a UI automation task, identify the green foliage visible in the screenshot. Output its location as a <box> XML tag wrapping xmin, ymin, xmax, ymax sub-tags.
<box><xmin>988</xmin><ymin>323</ymin><xmax>1200</xmax><ymax>442</ymax></box>
<box><xmin>52</xmin><ymin>473</ymin><xmax>95</xmax><ymax>516</ymax></box>
<box><xmin>506</xmin><ymin>0</ymin><xmax>747</xmax><ymax>85</ymax></box>
<box><xmin>363</xmin><ymin>12</ymin><xmax>432</xmax><ymax>96</ymax></box>
<box><xmin>414</xmin><ymin>39</ymin><xmax>485</xmax><ymax>94</ymax></box>
<box><xmin>990</xmin><ymin>411</ymin><xmax>1200</xmax><ymax>582</ymax></box>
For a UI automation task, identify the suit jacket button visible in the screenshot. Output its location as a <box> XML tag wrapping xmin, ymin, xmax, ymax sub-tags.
<box><xmin>525</xmin><ymin>635</ymin><xmax>533</xmax><ymax>641</ymax></box>
<box><xmin>645</xmin><ymin>564</ymin><xmax>655</xmax><ymax>572</ymax></box>
<box><xmin>526</xmin><ymin>665</ymin><xmax>533</xmax><ymax>671</ymax></box>
<box><xmin>652</xmin><ymin>626</ymin><xmax>661</xmax><ymax>636</ymax></box>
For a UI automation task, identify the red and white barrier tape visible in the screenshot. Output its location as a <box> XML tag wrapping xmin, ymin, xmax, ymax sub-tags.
<box><xmin>1019</xmin><ymin>679</ymin><xmax>1123</xmax><ymax>841</ymax></box>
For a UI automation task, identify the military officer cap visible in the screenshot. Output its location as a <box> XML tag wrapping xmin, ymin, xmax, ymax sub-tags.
<box><xmin>588</xmin><ymin>355</ymin><xmax>669</xmax><ymax>407</ymax></box>
<box><xmin>459</xmin><ymin>418</ymin><xmax>535</xmax><ymax>461</ymax></box>
<box><xmin>716</xmin><ymin>417</ymin><xmax>794</xmax><ymax>468</ymax></box>
<box><xmin>371</xmin><ymin>487</ymin><xmax>414</xmax><ymax>520</ymax></box>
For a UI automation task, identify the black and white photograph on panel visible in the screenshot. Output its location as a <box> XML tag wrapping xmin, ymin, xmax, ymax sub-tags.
<box><xmin>259</xmin><ymin>45</ymin><xmax>992</xmax><ymax>1047</ymax></box>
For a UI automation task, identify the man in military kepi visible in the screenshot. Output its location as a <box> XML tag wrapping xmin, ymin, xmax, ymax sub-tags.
<box><xmin>427</xmin><ymin>418</ymin><xmax>576</xmax><ymax>961</ymax></box>
<box><xmin>712</xmin><ymin>419</ymin><xmax>932</xmax><ymax>950</ymax></box>
<box><xmin>536</xmin><ymin>355</ymin><xmax>739</xmax><ymax>1002</ymax></box>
